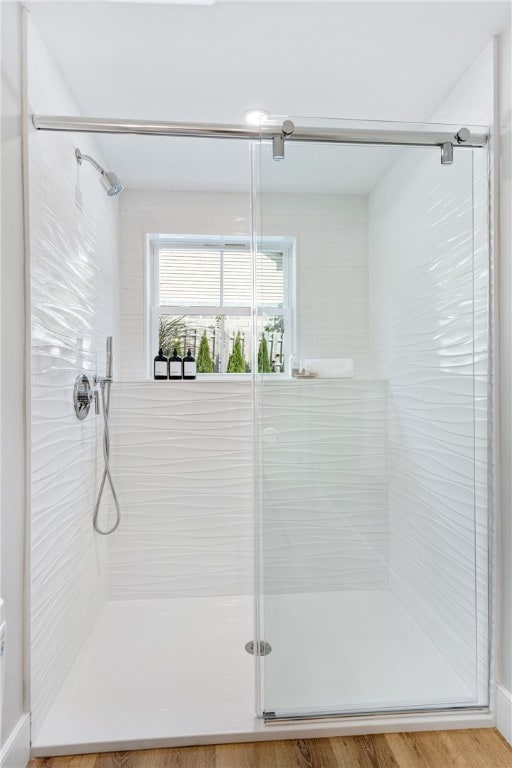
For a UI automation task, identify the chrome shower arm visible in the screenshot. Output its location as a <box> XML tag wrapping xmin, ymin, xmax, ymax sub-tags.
<box><xmin>75</xmin><ymin>147</ymin><xmax>105</xmax><ymax>175</ymax></box>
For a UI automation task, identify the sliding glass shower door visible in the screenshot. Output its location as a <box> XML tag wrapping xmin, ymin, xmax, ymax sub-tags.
<box><xmin>254</xmin><ymin>117</ymin><xmax>490</xmax><ymax>719</ymax></box>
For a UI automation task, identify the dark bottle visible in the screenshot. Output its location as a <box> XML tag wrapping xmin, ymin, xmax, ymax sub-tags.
<box><xmin>168</xmin><ymin>348</ymin><xmax>183</xmax><ymax>380</ymax></box>
<box><xmin>183</xmin><ymin>348</ymin><xmax>196</xmax><ymax>380</ymax></box>
<box><xmin>153</xmin><ymin>348</ymin><xmax>168</xmax><ymax>380</ymax></box>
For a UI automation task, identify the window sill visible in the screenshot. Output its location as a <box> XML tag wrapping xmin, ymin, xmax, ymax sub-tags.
<box><xmin>118</xmin><ymin>376</ymin><xmax>385</xmax><ymax>384</ymax></box>
<box><xmin>120</xmin><ymin>374</ymin><xmax>286</xmax><ymax>383</ymax></box>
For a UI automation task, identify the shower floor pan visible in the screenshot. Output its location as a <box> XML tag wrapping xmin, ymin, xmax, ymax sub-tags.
<box><xmin>31</xmin><ymin>592</ymin><xmax>489</xmax><ymax>756</ymax></box>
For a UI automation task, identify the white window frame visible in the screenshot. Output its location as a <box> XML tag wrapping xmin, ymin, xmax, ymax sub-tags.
<box><xmin>146</xmin><ymin>234</ymin><xmax>296</xmax><ymax>378</ymax></box>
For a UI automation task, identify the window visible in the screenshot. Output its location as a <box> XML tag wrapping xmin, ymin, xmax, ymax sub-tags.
<box><xmin>148</xmin><ymin>235</ymin><xmax>295</xmax><ymax>376</ymax></box>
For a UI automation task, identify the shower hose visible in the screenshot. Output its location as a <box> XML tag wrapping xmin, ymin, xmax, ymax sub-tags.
<box><xmin>93</xmin><ymin>381</ymin><xmax>121</xmax><ymax>535</ymax></box>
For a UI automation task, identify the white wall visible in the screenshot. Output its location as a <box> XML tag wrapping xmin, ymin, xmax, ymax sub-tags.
<box><xmin>260</xmin><ymin>191</ymin><xmax>384</xmax><ymax>592</ymax></box>
<box><xmin>107</xmin><ymin>380</ymin><xmax>253</xmax><ymax>598</ymax></box>
<box><xmin>109</xmin><ymin>189</ymin><xmax>375</xmax><ymax>598</ymax></box>
<box><xmin>109</xmin><ymin>190</ymin><xmax>253</xmax><ymax>598</ymax></box>
<box><xmin>261</xmin><ymin>193</ymin><xmax>370</xmax><ymax>375</ymax></box>
<box><xmin>368</xmin><ymin>43</ymin><xmax>494</xmax><ymax>705</ymax></box>
<box><xmin>26</xmin><ymin>17</ymin><xmax>119</xmax><ymax>737</ymax></box>
<box><xmin>0</xmin><ymin>3</ymin><xmax>30</xmax><ymax>764</ymax></box>
<box><xmin>497</xmin><ymin>19</ymin><xmax>512</xmax><ymax>744</ymax></box>
<box><xmin>261</xmin><ymin>378</ymin><xmax>388</xmax><ymax>592</ymax></box>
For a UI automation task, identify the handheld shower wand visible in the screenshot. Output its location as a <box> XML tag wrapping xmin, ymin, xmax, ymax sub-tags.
<box><xmin>93</xmin><ymin>337</ymin><xmax>121</xmax><ymax>535</ymax></box>
<box><xmin>106</xmin><ymin>336</ymin><xmax>113</xmax><ymax>380</ymax></box>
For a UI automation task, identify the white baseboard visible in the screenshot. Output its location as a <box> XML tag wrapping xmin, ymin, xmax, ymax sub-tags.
<box><xmin>0</xmin><ymin>714</ymin><xmax>30</xmax><ymax>768</ymax></box>
<box><xmin>497</xmin><ymin>684</ymin><xmax>512</xmax><ymax>746</ymax></box>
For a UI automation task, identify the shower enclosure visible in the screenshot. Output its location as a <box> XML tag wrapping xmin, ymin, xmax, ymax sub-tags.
<box><xmin>253</xmin><ymin>118</ymin><xmax>490</xmax><ymax>721</ymax></box>
<box><xmin>28</xmin><ymin>104</ymin><xmax>491</xmax><ymax>751</ymax></box>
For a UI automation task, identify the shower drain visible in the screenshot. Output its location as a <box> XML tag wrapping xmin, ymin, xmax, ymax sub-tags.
<box><xmin>245</xmin><ymin>640</ymin><xmax>272</xmax><ymax>656</ymax></box>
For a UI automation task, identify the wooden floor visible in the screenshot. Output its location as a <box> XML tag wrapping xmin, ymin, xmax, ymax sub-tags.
<box><xmin>28</xmin><ymin>729</ymin><xmax>512</xmax><ymax>767</ymax></box>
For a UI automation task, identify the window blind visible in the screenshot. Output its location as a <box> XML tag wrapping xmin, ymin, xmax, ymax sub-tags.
<box><xmin>158</xmin><ymin>248</ymin><xmax>284</xmax><ymax>308</ymax></box>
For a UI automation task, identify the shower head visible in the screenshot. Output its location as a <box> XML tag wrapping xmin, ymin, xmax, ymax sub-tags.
<box><xmin>100</xmin><ymin>171</ymin><xmax>124</xmax><ymax>197</ymax></box>
<box><xmin>75</xmin><ymin>148</ymin><xmax>124</xmax><ymax>197</ymax></box>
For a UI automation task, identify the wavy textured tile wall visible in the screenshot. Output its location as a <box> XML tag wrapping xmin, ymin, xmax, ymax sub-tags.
<box><xmin>260</xmin><ymin>379</ymin><xmax>388</xmax><ymax>592</ymax></box>
<box><xmin>105</xmin><ymin>379</ymin><xmax>387</xmax><ymax>600</ymax></box>
<box><xmin>368</xmin><ymin>137</ymin><xmax>490</xmax><ymax>702</ymax></box>
<box><xmin>112</xmin><ymin>189</ymin><xmax>371</xmax><ymax>599</ymax></box>
<box><xmin>28</xmin><ymin>19</ymin><xmax>119</xmax><ymax>737</ymax></box>
<box><xmin>105</xmin><ymin>382</ymin><xmax>253</xmax><ymax>598</ymax></box>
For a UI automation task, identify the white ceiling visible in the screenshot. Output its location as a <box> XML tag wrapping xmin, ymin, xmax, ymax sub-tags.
<box><xmin>27</xmin><ymin>1</ymin><xmax>510</xmax><ymax>194</ymax></box>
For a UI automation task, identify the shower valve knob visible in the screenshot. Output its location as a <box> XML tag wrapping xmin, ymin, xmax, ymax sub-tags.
<box><xmin>74</xmin><ymin>374</ymin><xmax>93</xmax><ymax>420</ymax></box>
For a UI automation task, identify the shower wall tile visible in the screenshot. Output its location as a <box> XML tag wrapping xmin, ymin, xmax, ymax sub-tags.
<box><xmin>260</xmin><ymin>379</ymin><xmax>389</xmax><ymax>593</ymax></box>
<box><xmin>112</xmin><ymin>189</ymin><xmax>371</xmax><ymax>599</ymax></box>
<box><xmin>27</xmin><ymin>19</ymin><xmax>119</xmax><ymax>737</ymax></box>
<box><xmin>261</xmin><ymin>194</ymin><xmax>369</xmax><ymax>374</ymax></box>
<box><xmin>105</xmin><ymin>379</ymin><xmax>387</xmax><ymax>600</ymax></box>
<box><xmin>368</xmin><ymin>43</ymin><xmax>492</xmax><ymax>704</ymax></box>
<box><xmin>105</xmin><ymin>382</ymin><xmax>253</xmax><ymax>598</ymax></box>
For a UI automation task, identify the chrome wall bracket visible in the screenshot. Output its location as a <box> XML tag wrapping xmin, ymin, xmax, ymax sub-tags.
<box><xmin>272</xmin><ymin>120</ymin><xmax>295</xmax><ymax>161</ymax></box>
<box><xmin>441</xmin><ymin>127</ymin><xmax>472</xmax><ymax>165</ymax></box>
<box><xmin>441</xmin><ymin>142</ymin><xmax>454</xmax><ymax>165</ymax></box>
<box><xmin>74</xmin><ymin>374</ymin><xmax>92</xmax><ymax>420</ymax></box>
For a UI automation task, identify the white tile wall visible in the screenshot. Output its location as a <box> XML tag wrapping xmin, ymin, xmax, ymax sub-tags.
<box><xmin>262</xmin><ymin>194</ymin><xmax>369</xmax><ymax>374</ymax></box>
<box><xmin>111</xmin><ymin>189</ymin><xmax>372</xmax><ymax>599</ymax></box>
<box><xmin>368</xmin><ymin>43</ymin><xmax>492</xmax><ymax>703</ymax></box>
<box><xmin>105</xmin><ymin>378</ymin><xmax>388</xmax><ymax>600</ymax></box>
<box><xmin>260</xmin><ymin>379</ymin><xmax>388</xmax><ymax>592</ymax></box>
<box><xmin>106</xmin><ymin>382</ymin><xmax>253</xmax><ymax>598</ymax></box>
<box><xmin>27</xmin><ymin>19</ymin><xmax>119</xmax><ymax>736</ymax></box>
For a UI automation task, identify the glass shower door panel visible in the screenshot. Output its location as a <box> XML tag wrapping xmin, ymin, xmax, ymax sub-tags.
<box><xmin>255</xmin><ymin>118</ymin><xmax>489</xmax><ymax>718</ymax></box>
